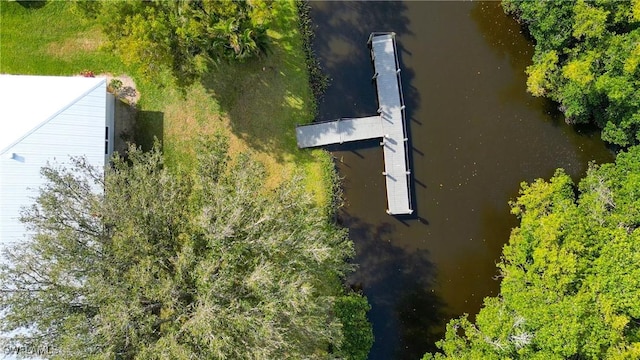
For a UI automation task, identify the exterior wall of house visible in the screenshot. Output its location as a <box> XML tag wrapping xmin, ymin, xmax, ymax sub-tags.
<box><xmin>106</xmin><ymin>92</ymin><xmax>115</xmax><ymax>162</ymax></box>
<box><xmin>0</xmin><ymin>81</ymin><xmax>107</xmax><ymax>246</ymax></box>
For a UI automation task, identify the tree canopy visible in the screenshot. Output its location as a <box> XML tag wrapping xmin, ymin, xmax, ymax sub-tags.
<box><xmin>424</xmin><ymin>146</ymin><xmax>640</xmax><ymax>359</ymax></box>
<box><xmin>78</xmin><ymin>0</ymin><xmax>276</xmax><ymax>81</ymax></box>
<box><xmin>0</xmin><ymin>140</ymin><xmax>371</xmax><ymax>359</ymax></box>
<box><xmin>503</xmin><ymin>0</ymin><xmax>640</xmax><ymax>146</ymax></box>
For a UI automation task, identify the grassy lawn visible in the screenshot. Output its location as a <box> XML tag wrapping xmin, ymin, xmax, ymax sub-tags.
<box><xmin>0</xmin><ymin>0</ymin><xmax>333</xmax><ymax>209</ymax></box>
<box><xmin>0</xmin><ymin>1</ymin><xmax>124</xmax><ymax>75</ymax></box>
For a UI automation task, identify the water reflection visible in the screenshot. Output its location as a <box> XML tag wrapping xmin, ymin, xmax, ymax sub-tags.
<box><xmin>311</xmin><ymin>2</ymin><xmax>614</xmax><ymax>359</ymax></box>
<box><xmin>343</xmin><ymin>215</ymin><xmax>450</xmax><ymax>358</ymax></box>
<box><xmin>311</xmin><ymin>1</ymin><xmax>416</xmax><ymax>120</ymax></box>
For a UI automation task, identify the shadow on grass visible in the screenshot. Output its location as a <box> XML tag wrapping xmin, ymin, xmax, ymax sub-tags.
<box><xmin>17</xmin><ymin>0</ymin><xmax>47</xmax><ymax>9</ymax></box>
<box><xmin>341</xmin><ymin>215</ymin><xmax>451</xmax><ymax>360</ymax></box>
<box><xmin>196</xmin><ymin>1</ymin><xmax>317</xmax><ymax>168</ymax></box>
<box><xmin>197</xmin><ymin>1</ymin><xmax>420</xmax><ymax>173</ymax></box>
<box><xmin>199</xmin><ymin>59</ymin><xmax>302</xmax><ymax>161</ymax></box>
<box><xmin>135</xmin><ymin>111</ymin><xmax>164</xmax><ymax>151</ymax></box>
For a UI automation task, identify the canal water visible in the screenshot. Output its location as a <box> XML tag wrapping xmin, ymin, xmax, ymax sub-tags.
<box><xmin>310</xmin><ymin>2</ymin><xmax>614</xmax><ymax>359</ymax></box>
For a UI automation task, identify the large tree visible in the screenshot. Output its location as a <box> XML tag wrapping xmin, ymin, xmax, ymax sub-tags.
<box><xmin>503</xmin><ymin>0</ymin><xmax>640</xmax><ymax>146</ymax></box>
<box><xmin>424</xmin><ymin>146</ymin><xmax>640</xmax><ymax>359</ymax></box>
<box><xmin>79</xmin><ymin>0</ymin><xmax>275</xmax><ymax>81</ymax></box>
<box><xmin>0</xmin><ymin>139</ymin><xmax>365</xmax><ymax>359</ymax></box>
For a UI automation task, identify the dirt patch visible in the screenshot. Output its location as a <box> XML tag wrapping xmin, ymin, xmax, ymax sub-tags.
<box><xmin>101</xmin><ymin>74</ymin><xmax>140</xmax><ymax>106</ymax></box>
<box><xmin>46</xmin><ymin>29</ymin><xmax>105</xmax><ymax>57</ymax></box>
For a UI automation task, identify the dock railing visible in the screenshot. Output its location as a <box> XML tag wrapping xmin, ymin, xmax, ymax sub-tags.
<box><xmin>369</xmin><ymin>32</ymin><xmax>413</xmax><ymax>213</ymax></box>
<box><xmin>297</xmin><ymin>32</ymin><xmax>414</xmax><ymax>215</ymax></box>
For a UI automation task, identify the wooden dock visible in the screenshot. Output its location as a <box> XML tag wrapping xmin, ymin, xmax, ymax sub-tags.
<box><xmin>296</xmin><ymin>33</ymin><xmax>412</xmax><ymax>215</ymax></box>
<box><xmin>296</xmin><ymin>116</ymin><xmax>383</xmax><ymax>148</ymax></box>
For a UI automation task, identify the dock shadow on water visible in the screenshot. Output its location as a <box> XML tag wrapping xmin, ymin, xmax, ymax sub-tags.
<box><xmin>313</xmin><ymin>1</ymin><xmax>615</xmax><ymax>359</ymax></box>
<box><xmin>341</xmin><ymin>215</ymin><xmax>450</xmax><ymax>360</ymax></box>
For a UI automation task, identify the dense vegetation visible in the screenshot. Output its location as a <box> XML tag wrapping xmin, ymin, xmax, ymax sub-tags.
<box><xmin>77</xmin><ymin>0</ymin><xmax>275</xmax><ymax>83</ymax></box>
<box><xmin>0</xmin><ymin>1</ymin><xmax>373</xmax><ymax>359</ymax></box>
<box><xmin>423</xmin><ymin>1</ymin><xmax>640</xmax><ymax>358</ymax></box>
<box><xmin>503</xmin><ymin>0</ymin><xmax>640</xmax><ymax>146</ymax></box>
<box><xmin>424</xmin><ymin>146</ymin><xmax>640</xmax><ymax>359</ymax></box>
<box><xmin>0</xmin><ymin>142</ymin><xmax>366</xmax><ymax>359</ymax></box>
<box><xmin>0</xmin><ymin>0</ymin><xmax>333</xmax><ymax>198</ymax></box>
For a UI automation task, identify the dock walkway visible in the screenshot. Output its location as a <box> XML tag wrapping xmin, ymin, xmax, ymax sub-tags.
<box><xmin>296</xmin><ymin>33</ymin><xmax>412</xmax><ymax>215</ymax></box>
<box><xmin>296</xmin><ymin>116</ymin><xmax>383</xmax><ymax>148</ymax></box>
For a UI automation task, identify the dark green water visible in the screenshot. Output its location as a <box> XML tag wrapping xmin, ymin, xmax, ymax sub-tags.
<box><xmin>310</xmin><ymin>2</ymin><xmax>615</xmax><ymax>359</ymax></box>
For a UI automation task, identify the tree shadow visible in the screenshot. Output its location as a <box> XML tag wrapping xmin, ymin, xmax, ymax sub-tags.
<box><xmin>199</xmin><ymin>57</ymin><xmax>300</xmax><ymax>162</ymax></box>
<box><xmin>310</xmin><ymin>1</ymin><xmax>421</xmax><ymax>220</ymax></box>
<box><xmin>311</xmin><ymin>1</ymin><xmax>417</xmax><ymax>121</ymax></box>
<box><xmin>470</xmin><ymin>2</ymin><xmax>534</xmax><ymax>74</ymax></box>
<box><xmin>341</xmin><ymin>214</ymin><xmax>451</xmax><ymax>359</ymax></box>
<box><xmin>194</xmin><ymin>1</ymin><xmax>343</xmax><ymax>174</ymax></box>
<box><xmin>17</xmin><ymin>0</ymin><xmax>47</xmax><ymax>9</ymax></box>
<box><xmin>195</xmin><ymin>1</ymin><xmax>420</xmax><ymax>177</ymax></box>
<box><xmin>134</xmin><ymin>111</ymin><xmax>164</xmax><ymax>151</ymax></box>
<box><xmin>470</xmin><ymin>0</ymin><xmax>616</xmax><ymax>171</ymax></box>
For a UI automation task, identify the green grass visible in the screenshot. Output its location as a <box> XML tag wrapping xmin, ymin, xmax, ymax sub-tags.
<box><xmin>0</xmin><ymin>0</ymin><xmax>334</xmax><ymax>210</ymax></box>
<box><xmin>0</xmin><ymin>1</ymin><xmax>124</xmax><ymax>75</ymax></box>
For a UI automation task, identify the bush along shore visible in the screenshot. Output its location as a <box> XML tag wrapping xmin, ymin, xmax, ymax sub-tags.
<box><xmin>296</xmin><ymin>0</ymin><xmax>330</xmax><ymax>103</ymax></box>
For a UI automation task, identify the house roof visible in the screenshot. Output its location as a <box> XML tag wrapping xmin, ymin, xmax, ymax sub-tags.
<box><xmin>0</xmin><ymin>75</ymin><xmax>106</xmax><ymax>154</ymax></box>
<box><xmin>1</xmin><ymin>75</ymin><xmax>109</xmax><ymax>246</ymax></box>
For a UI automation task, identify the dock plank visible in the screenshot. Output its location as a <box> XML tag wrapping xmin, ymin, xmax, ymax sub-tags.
<box><xmin>296</xmin><ymin>116</ymin><xmax>383</xmax><ymax>148</ymax></box>
<box><xmin>295</xmin><ymin>33</ymin><xmax>412</xmax><ymax>215</ymax></box>
<box><xmin>371</xmin><ymin>34</ymin><xmax>412</xmax><ymax>215</ymax></box>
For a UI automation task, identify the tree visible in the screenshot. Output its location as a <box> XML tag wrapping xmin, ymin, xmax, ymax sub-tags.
<box><xmin>423</xmin><ymin>146</ymin><xmax>640</xmax><ymax>359</ymax></box>
<box><xmin>503</xmin><ymin>0</ymin><xmax>640</xmax><ymax>146</ymax></box>
<box><xmin>334</xmin><ymin>293</ymin><xmax>375</xmax><ymax>360</ymax></box>
<box><xmin>0</xmin><ymin>139</ymin><xmax>370</xmax><ymax>359</ymax></box>
<box><xmin>84</xmin><ymin>0</ymin><xmax>276</xmax><ymax>81</ymax></box>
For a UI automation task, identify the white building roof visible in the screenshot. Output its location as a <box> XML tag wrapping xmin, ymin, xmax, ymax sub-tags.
<box><xmin>0</xmin><ymin>75</ymin><xmax>105</xmax><ymax>154</ymax></box>
<box><xmin>0</xmin><ymin>75</ymin><xmax>109</xmax><ymax>246</ymax></box>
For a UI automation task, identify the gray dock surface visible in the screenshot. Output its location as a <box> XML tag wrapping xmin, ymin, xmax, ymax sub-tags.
<box><xmin>296</xmin><ymin>116</ymin><xmax>383</xmax><ymax>148</ymax></box>
<box><xmin>296</xmin><ymin>33</ymin><xmax>412</xmax><ymax>215</ymax></box>
<box><xmin>371</xmin><ymin>34</ymin><xmax>412</xmax><ymax>215</ymax></box>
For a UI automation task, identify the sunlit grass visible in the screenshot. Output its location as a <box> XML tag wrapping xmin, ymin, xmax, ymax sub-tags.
<box><xmin>0</xmin><ymin>1</ymin><xmax>124</xmax><ymax>75</ymax></box>
<box><xmin>0</xmin><ymin>0</ymin><xmax>333</xmax><ymax>209</ymax></box>
<box><xmin>133</xmin><ymin>0</ymin><xmax>333</xmax><ymax>207</ymax></box>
